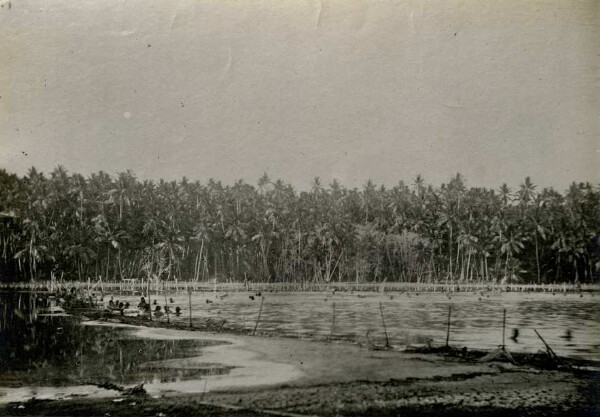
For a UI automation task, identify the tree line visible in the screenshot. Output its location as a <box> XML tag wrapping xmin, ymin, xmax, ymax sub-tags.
<box><xmin>0</xmin><ymin>167</ymin><xmax>598</xmax><ymax>284</ymax></box>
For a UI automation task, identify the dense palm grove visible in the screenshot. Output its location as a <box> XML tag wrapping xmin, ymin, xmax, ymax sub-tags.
<box><xmin>0</xmin><ymin>167</ymin><xmax>598</xmax><ymax>284</ymax></box>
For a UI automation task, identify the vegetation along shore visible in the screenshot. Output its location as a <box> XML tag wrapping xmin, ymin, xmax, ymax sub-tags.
<box><xmin>0</xmin><ymin>168</ymin><xmax>598</xmax><ymax>286</ymax></box>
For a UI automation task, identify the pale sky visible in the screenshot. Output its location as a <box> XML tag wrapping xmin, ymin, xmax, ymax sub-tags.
<box><xmin>1</xmin><ymin>0</ymin><xmax>598</xmax><ymax>190</ymax></box>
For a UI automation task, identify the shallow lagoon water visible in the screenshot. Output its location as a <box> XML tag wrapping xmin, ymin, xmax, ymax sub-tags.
<box><xmin>112</xmin><ymin>290</ymin><xmax>600</xmax><ymax>359</ymax></box>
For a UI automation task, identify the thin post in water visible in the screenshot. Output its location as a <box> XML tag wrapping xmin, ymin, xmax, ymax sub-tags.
<box><xmin>330</xmin><ymin>302</ymin><xmax>336</xmax><ymax>341</ymax></box>
<box><xmin>533</xmin><ymin>328</ymin><xmax>563</xmax><ymax>365</ymax></box>
<box><xmin>252</xmin><ymin>295</ymin><xmax>264</xmax><ymax>336</ymax></box>
<box><xmin>502</xmin><ymin>308</ymin><xmax>506</xmax><ymax>349</ymax></box>
<box><xmin>147</xmin><ymin>278</ymin><xmax>152</xmax><ymax>321</ymax></box>
<box><xmin>218</xmin><ymin>319</ymin><xmax>227</xmax><ymax>333</ymax></box>
<box><xmin>379</xmin><ymin>302</ymin><xmax>390</xmax><ymax>348</ymax></box>
<box><xmin>163</xmin><ymin>281</ymin><xmax>170</xmax><ymax>323</ymax></box>
<box><xmin>188</xmin><ymin>287</ymin><xmax>193</xmax><ymax>328</ymax></box>
<box><xmin>445</xmin><ymin>305</ymin><xmax>452</xmax><ymax>348</ymax></box>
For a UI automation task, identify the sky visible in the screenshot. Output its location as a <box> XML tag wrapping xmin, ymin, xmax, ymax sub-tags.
<box><xmin>0</xmin><ymin>0</ymin><xmax>598</xmax><ymax>191</ymax></box>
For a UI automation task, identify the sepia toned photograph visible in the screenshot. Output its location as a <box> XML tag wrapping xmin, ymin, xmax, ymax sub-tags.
<box><xmin>0</xmin><ymin>0</ymin><xmax>599</xmax><ymax>415</ymax></box>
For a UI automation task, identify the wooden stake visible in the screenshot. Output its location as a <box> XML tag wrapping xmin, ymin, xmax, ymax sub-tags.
<box><xmin>163</xmin><ymin>281</ymin><xmax>170</xmax><ymax>323</ymax></box>
<box><xmin>330</xmin><ymin>302</ymin><xmax>336</xmax><ymax>341</ymax></box>
<box><xmin>502</xmin><ymin>308</ymin><xmax>506</xmax><ymax>349</ymax></box>
<box><xmin>533</xmin><ymin>329</ymin><xmax>562</xmax><ymax>363</ymax></box>
<box><xmin>147</xmin><ymin>278</ymin><xmax>152</xmax><ymax>321</ymax></box>
<box><xmin>188</xmin><ymin>287</ymin><xmax>193</xmax><ymax>328</ymax></box>
<box><xmin>218</xmin><ymin>319</ymin><xmax>227</xmax><ymax>333</ymax></box>
<box><xmin>252</xmin><ymin>295</ymin><xmax>264</xmax><ymax>336</ymax></box>
<box><xmin>445</xmin><ymin>305</ymin><xmax>452</xmax><ymax>348</ymax></box>
<box><xmin>379</xmin><ymin>302</ymin><xmax>390</xmax><ymax>348</ymax></box>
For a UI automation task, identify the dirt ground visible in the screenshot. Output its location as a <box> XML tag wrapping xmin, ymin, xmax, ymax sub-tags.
<box><xmin>2</xmin><ymin>316</ymin><xmax>599</xmax><ymax>417</ymax></box>
<box><xmin>2</xmin><ymin>369</ymin><xmax>599</xmax><ymax>417</ymax></box>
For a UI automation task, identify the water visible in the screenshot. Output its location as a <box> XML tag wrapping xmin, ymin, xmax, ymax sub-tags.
<box><xmin>0</xmin><ymin>320</ymin><xmax>301</xmax><ymax>402</ymax></box>
<box><xmin>109</xmin><ymin>290</ymin><xmax>600</xmax><ymax>359</ymax></box>
<box><xmin>0</xmin><ymin>319</ymin><xmax>229</xmax><ymax>389</ymax></box>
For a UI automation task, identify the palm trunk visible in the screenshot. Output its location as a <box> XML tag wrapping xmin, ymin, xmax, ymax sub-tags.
<box><xmin>534</xmin><ymin>233</ymin><xmax>541</xmax><ymax>284</ymax></box>
<box><xmin>448</xmin><ymin>224</ymin><xmax>453</xmax><ymax>279</ymax></box>
<box><xmin>466</xmin><ymin>250</ymin><xmax>471</xmax><ymax>282</ymax></box>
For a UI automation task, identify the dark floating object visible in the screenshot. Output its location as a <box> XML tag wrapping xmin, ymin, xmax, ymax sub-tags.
<box><xmin>560</xmin><ymin>329</ymin><xmax>573</xmax><ymax>341</ymax></box>
<box><xmin>510</xmin><ymin>328</ymin><xmax>519</xmax><ymax>343</ymax></box>
<box><xmin>249</xmin><ymin>295</ymin><xmax>255</xmax><ymax>300</ymax></box>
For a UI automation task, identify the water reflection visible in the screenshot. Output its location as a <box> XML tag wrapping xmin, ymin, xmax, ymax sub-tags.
<box><xmin>0</xmin><ymin>292</ymin><xmax>228</xmax><ymax>388</ymax></box>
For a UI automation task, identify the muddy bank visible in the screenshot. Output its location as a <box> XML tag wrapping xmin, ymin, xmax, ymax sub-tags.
<box><xmin>2</xmin><ymin>369</ymin><xmax>599</xmax><ymax>417</ymax></box>
<box><xmin>1</xmin><ymin>397</ymin><xmax>268</xmax><ymax>417</ymax></box>
<box><xmin>202</xmin><ymin>368</ymin><xmax>600</xmax><ymax>416</ymax></box>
